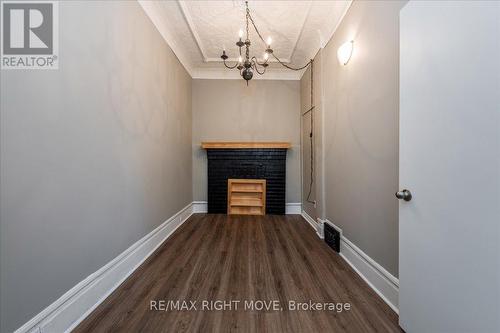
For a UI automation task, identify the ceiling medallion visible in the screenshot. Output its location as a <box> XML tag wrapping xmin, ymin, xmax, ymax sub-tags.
<box><xmin>220</xmin><ymin>1</ymin><xmax>310</xmax><ymax>84</ymax></box>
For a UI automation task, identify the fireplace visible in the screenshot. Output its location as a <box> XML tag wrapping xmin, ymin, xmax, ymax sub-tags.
<box><xmin>202</xmin><ymin>142</ymin><xmax>290</xmax><ymax>215</ymax></box>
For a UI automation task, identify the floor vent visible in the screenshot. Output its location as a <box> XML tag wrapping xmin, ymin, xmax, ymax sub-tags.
<box><xmin>324</xmin><ymin>222</ymin><xmax>340</xmax><ymax>253</ymax></box>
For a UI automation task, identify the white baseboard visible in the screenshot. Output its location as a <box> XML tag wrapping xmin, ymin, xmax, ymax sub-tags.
<box><xmin>316</xmin><ymin>218</ymin><xmax>325</xmax><ymax>239</ymax></box>
<box><xmin>15</xmin><ymin>203</ymin><xmax>194</xmax><ymax>333</ymax></box>
<box><xmin>301</xmin><ymin>210</ymin><xmax>326</xmax><ymax>239</ymax></box>
<box><xmin>301</xmin><ymin>209</ymin><xmax>318</xmax><ymax>232</ymax></box>
<box><xmin>192</xmin><ymin>201</ymin><xmax>302</xmax><ymax>215</ymax></box>
<box><xmin>285</xmin><ymin>202</ymin><xmax>301</xmax><ymax>214</ymax></box>
<box><xmin>192</xmin><ymin>201</ymin><xmax>208</xmax><ymax>213</ymax></box>
<box><xmin>319</xmin><ymin>219</ymin><xmax>399</xmax><ymax>314</ymax></box>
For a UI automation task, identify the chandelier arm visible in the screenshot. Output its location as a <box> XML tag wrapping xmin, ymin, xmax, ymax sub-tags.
<box><xmin>251</xmin><ymin>56</ymin><xmax>266</xmax><ymax>67</ymax></box>
<box><xmin>252</xmin><ymin>60</ymin><xmax>266</xmax><ymax>75</ymax></box>
<box><xmin>254</xmin><ymin>65</ymin><xmax>266</xmax><ymax>75</ymax></box>
<box><xmin>223</xmin><ymin>59</ymin><xmax>239</xmax><ymax>69</ymax></box>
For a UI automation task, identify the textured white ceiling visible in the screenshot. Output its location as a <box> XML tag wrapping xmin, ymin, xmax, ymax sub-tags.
<box><xmin>139</xmin><ymin>0</ymin><xmax>351</xmax><ymax>80</ymax></box>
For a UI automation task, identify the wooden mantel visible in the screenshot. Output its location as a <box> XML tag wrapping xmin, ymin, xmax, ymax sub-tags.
<box><xmin>201</xmin><ymin>142</ymin><xmax>291</xmax><ymax>149</ymax></box>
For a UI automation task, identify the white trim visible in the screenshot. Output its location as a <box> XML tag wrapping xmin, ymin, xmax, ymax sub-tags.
<box><xmin>316</xmin><ymin>218</ymin><xmax>325</xmax><ymax>239</ymax></box>
<box><xmin>192</xmin><ymin>201</ymin><xmax>208</xmax><ymax>213</ymax></box>
<box><xmin>139</xmin><ymin>0</ymin><xmax>352</xmax><ymax>81</ymax></box>
<box><xmin>321</xmin><ymin>0</ymin><xmax>353</xmax><ymax>48</ymax></box>
<box><xmin>285</xmin><ymin>203</ymin><xmax>302</xmax><ymax>215</ymax></box>
<box><xmin>204</xmin><ymin>57</ymin><xmax>291</xmax><ymax>64</ymax></box>
<box><xmin>192</xmin><ymin>201</ymin><xmax>302</xmax><ymax>215</ymax></box>
<box><xmin>176</xmin><ymin>0</ymin><xmax>308</xmax><ymax>65</ymax></box>
<box><xmin>177</xmin><ymin>0</ymin><xmax>208</xmax><ymax>61</ymax></box>
<box><xmin>300</xmin><ymin>0</ymin><xmax>353</xmax><ymax>80</ymax></box>
<box><xmin>301</xmin><ymin>209</ymin><xmax>318</xmax><ymax>231</ymax></box>
<box><xmin>14</xmin><ymin>203</ymin><xmax>195</xmax><ymax>333</ymax></box>
<box><xmin>319</xmin><ymin>219</ymin><xmax>399</xmax><ymax>314</ymax></box>
<box><xmin>289</xmin><ymin>1</ymin><xmax>314</xmax><ymax>61</ymax></box>
<box><xmin>301</xmin><ymin>211</ymin><xmax>324</xmax><ymax>238</ymax></box>
<box><xmin>138</xmin><ymin>0</ymin><xmax>194</xmax><ymax>77</ymax></box>
<box><xmin>192</xmin><ymin>68</ymin><xmax>303</xmax><ymax>81</ymax></box>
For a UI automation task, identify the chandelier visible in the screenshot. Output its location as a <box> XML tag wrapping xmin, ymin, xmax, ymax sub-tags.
<box><xmin>220</xmin><ymin>1</ymin><xmax>310</xmax><ymax>84</ymax></box>
<box><xmin>219</xmin><ymin>0</ymin><xmax>316</xmax><ymax>206</ymax></box>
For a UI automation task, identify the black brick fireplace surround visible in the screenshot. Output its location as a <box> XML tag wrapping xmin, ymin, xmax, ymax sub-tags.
<box><xmin>206</xmin><ymin>148</ymin><xmax>287</xmax><ymax>215</ymax></box>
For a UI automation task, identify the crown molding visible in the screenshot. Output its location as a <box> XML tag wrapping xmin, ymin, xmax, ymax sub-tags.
<box><xmin>289</xmin><ymin>1</ymin><xmax>314</xmax><ymax>61</ymax></box>
<box><xmin>176</xmin><ymin>0</ymin><xmax>307</xmax><ymax>65</ymax></box>
<box><xmin>139</xmin><ymin>0</ymin><xmax>350</xmax><ymax>81</ymax></box>
<box><xmin>177</xmin><ymin>0</ymin><xmax>208</xmax><ymax>61</ymax></box>
<box><xmin>192</xmin><ymin>68</ymin><xmax>303</xmax><ymax>81</ymax></box>
<box><xmin>205</xmin><ymin>57</ymin><xmax>291</xmax><ymax>64</ymax></box>
<box><xmin>138</xmin><ymin>0</ymin><xmax>194</xmax><ymax>77</ymax></box>
<box><xmin>139</xmin><ymin>0</ymin><xmax>298</xmax><ymax>80</ymax></box>
<box><xmin>321</xmin><ymin>0</ymin><xmax>353</xmax><ymax>48</ymax></box>
<box><xmin>300</xmin><ymin>0</ymin><xmax>353</xmax><ymax>80</ymax></box>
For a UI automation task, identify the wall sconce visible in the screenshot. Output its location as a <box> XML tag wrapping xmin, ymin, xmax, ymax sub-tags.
<box><xmin>337</xmin><ymin>40</ymin><xmax>353</xmax><ymax>65</ymax></box>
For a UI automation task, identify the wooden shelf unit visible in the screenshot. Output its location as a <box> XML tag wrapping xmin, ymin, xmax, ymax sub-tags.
<box><xmin>228</xmin><ymin>179</ymin><xmax>266</xmax><ymax>215</ymax></box>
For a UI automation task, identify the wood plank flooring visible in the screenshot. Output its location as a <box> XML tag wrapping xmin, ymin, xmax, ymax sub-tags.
<box><xmin>74</xmin><ymin>214</ymin><xmax>401</xmax><ymax>332</ymax></box>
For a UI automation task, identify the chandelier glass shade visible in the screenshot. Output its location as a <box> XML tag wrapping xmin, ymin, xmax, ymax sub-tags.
<box><xmin>220</xmin><ymin>1</ymin><xmax>309</xmax><ymax>83</ymax></box>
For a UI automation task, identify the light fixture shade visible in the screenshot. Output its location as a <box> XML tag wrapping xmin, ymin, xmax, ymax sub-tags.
<box><xmin>337</xmin><ymin>40</ymin><xmax>353</xmax><ymax>65</ymax></box>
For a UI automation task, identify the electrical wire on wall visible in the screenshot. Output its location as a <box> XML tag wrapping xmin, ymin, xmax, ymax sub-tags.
<box><xmin>302</xmin><ymin>61</ymin><xmax>315</xmax><ymax>205</ymax></box>
<box><xmin>246</xmin><ymin>7</ymin><xmax>316</xmax><ymax>205</ymax></box>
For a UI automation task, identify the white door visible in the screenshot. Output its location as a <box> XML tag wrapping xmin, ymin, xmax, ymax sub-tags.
<box><xmin>399</xmin><ymin>1</ymin><xmax>500</xmax><ymax>332</ymax></box>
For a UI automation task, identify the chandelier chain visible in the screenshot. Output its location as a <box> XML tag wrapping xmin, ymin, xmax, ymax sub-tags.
<box><xmin>246</xmin><ymin>5</ymin><xmax>250</xmax><ymax>41</ymax></box>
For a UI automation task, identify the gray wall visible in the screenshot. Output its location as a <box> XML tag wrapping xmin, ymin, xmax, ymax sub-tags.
<box><xmin>303</xmin><ymin>0</ymin><xmax>405</xmax><ymax>277</ymax></box>
<box><xmin>0</xmin><ymin>1</ymin><xmax>192</xmax><ymax>332</ymax></box>
<box><xmin>192</xmin><ymin>79</ymin><xmax>301</xmax><ymax>203</ymax></box>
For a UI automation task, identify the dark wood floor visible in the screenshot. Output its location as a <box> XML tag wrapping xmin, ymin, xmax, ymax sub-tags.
<box><xmin>75</xmin><ymin>214</ymin><xmax>401</xmax><ymax>332</ymax></box>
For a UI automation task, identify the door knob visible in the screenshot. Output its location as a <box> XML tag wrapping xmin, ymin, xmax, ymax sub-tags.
<box><xmin>396</xmin><ymin>189</ymin><xmax>412</xmax><ymax>201</ymax></box>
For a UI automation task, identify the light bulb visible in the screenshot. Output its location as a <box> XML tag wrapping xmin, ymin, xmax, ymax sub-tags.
<box><xmin>264</xmin><ymin>52</ymin><xmax>269</xmax><ymax>60</ymax></box>
<box><xmin>337</xmin><ymin>40</ymin><xmax>353</xmax><ymax>65</ymax></box>
<box><xmin>239</xmin><ymin>29</ymin><xmax>244</xmax><ymax>38</ymax></box>
<box><xmin>238</xmin><ymin>55</ymin><xmax>242</xmax><ymax>63</ymax></box>
<box><xmin>267</xmin><ymin>37</ymin><xmax>272</xmax><ymax>46</ymax></box>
